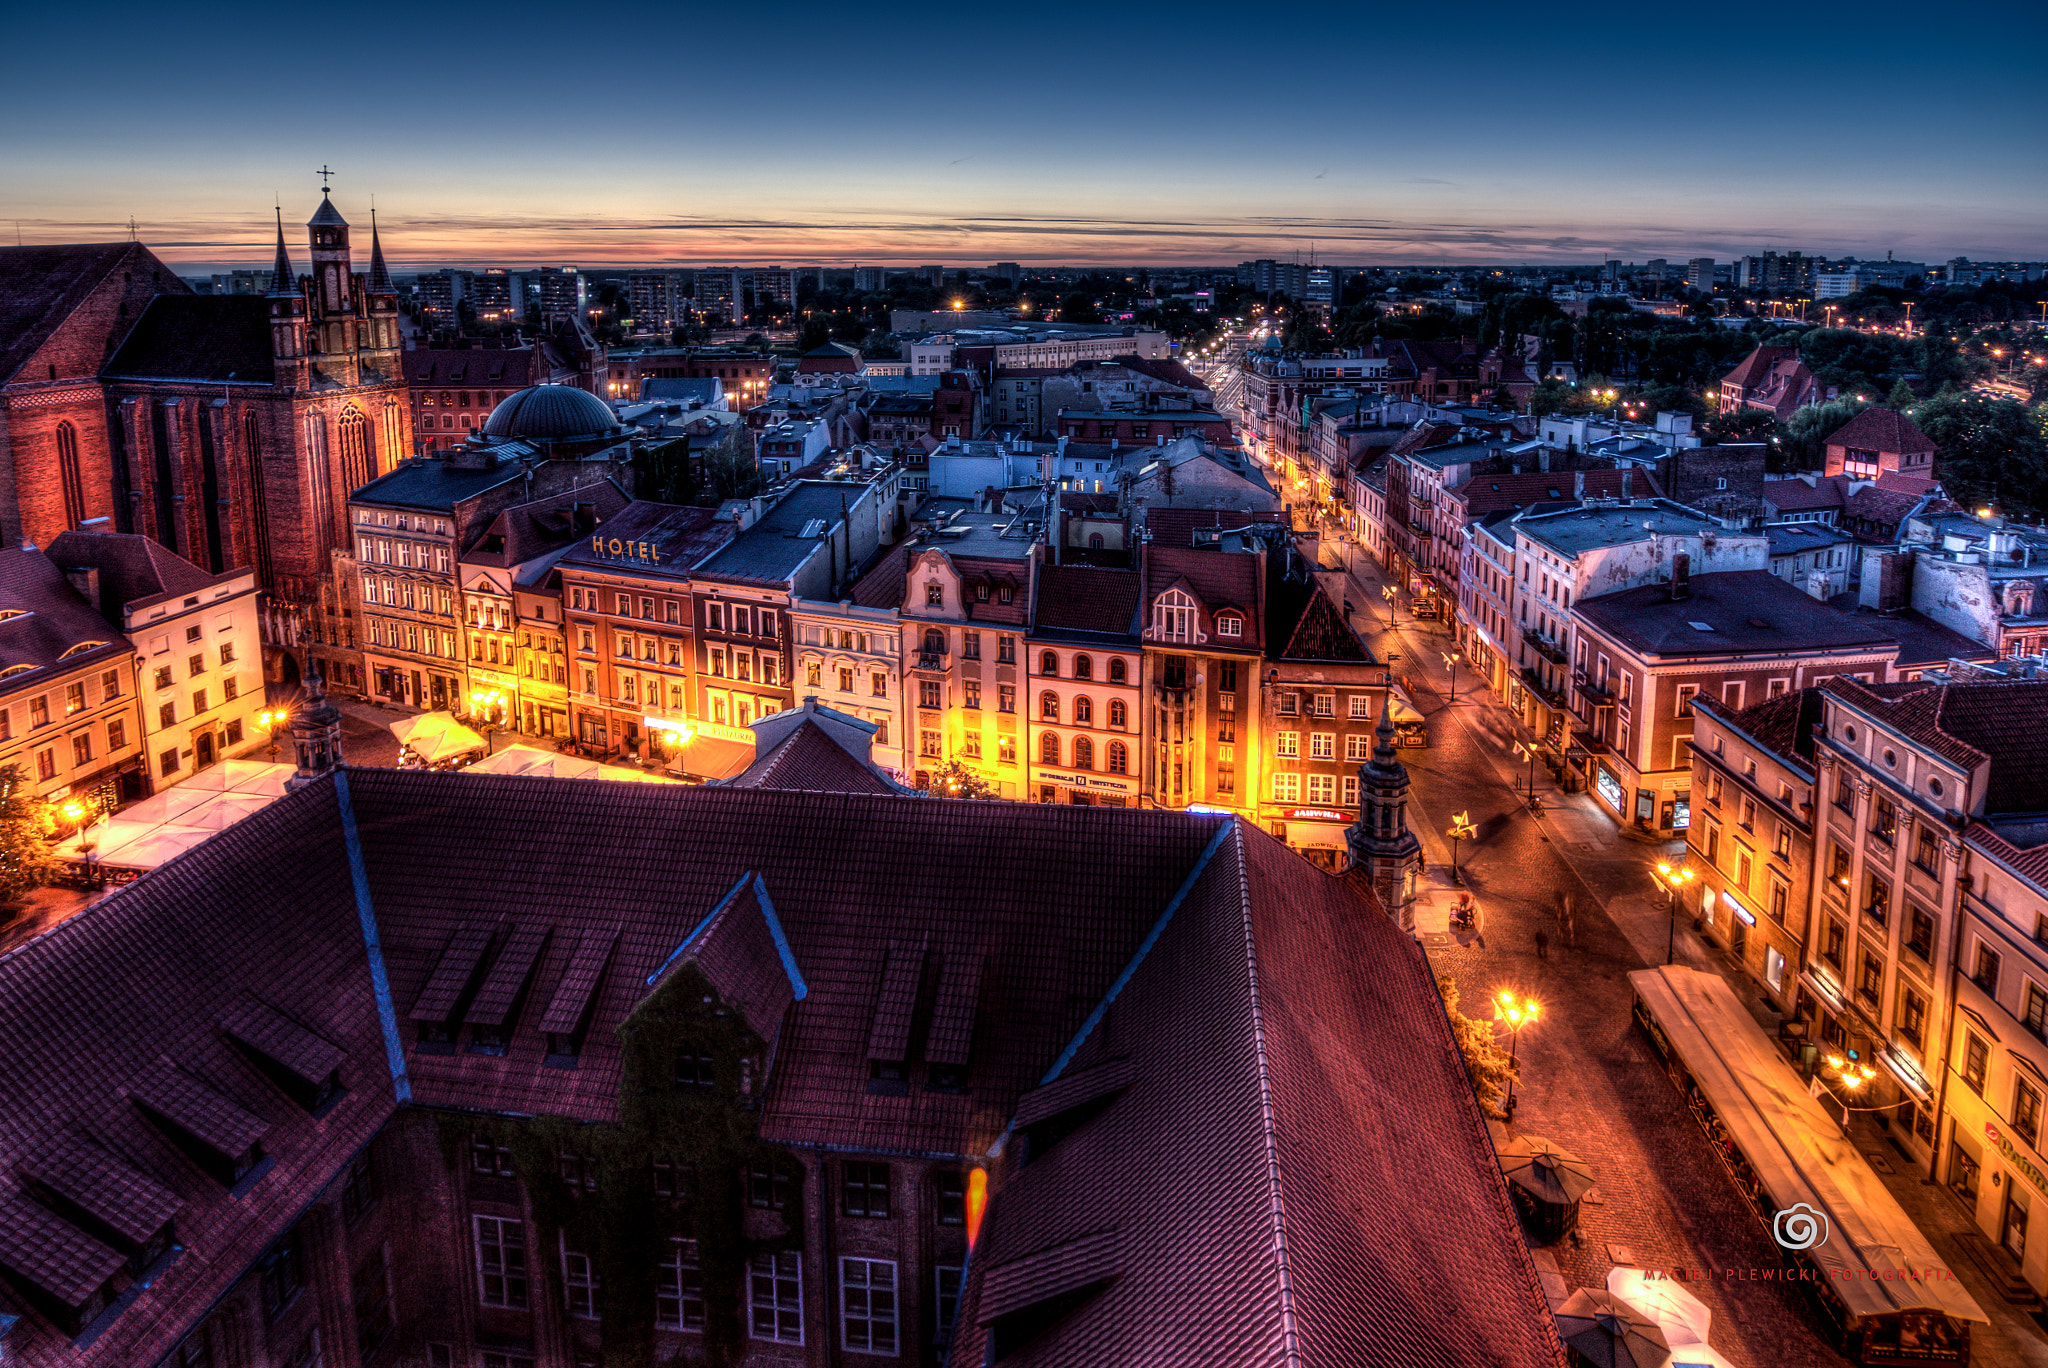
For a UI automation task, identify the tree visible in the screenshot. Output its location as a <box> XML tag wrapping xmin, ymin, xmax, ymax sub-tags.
<box><xmin>1059</xmin><ymin>292</ymin><xmax>1102</xmax><ymax>325</ymax></box>
<box><xmin>702</xmin><ymin>422</ymin><xmax>763</xmax><ymax>502</ymax></box>
<box><xmin>0</xmin><ymin>764</ymin><xmax>51</xmax><ymax>906</ymax></box>
<box><xmin>1703</xmin><ymin>405</ymin><xmax>1779</xmax><ymax>446</ymax></box>
<box><xmin>1888</xmin><ymin>377</ymin><xmax>1918</xmax><ymax>409</ymax></box>
<box><xmin>1912</xmin><ymin>393</ymin><xmax>2048</xmax><ymax>516</ymax></box>
<box><xmin>927</xmin><ymin>761</ymin><xmax>1000</xmax><ymax>800</ymax></box>
<box><xmin>1781</xmin><ymin>398</ymin><xmax>1869</xmax><ymax>471</ymax></box>
<box><xmin>1437</xmin><ymin>976</ymin><xmax>1517</xmax><ymax>1120</ymax></box>
<box><xmin>635</xmin><ymin>438</ymin><xmax>698</xmax><ymax>506</ymax></box>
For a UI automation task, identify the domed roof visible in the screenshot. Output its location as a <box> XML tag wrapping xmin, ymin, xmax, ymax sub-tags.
<box><xmin>482</xmin><ymin>384</ymin><xmax>620</xmax><ymax>442</ymax></box>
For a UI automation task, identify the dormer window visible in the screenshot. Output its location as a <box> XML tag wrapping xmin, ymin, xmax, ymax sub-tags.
<box><xmin>975</xmin><ymin>582</ymin><xmax>990</xmax><ymax>601</ymax></box>
<box><xmin>1216</xmin><ymin>615</ymin><xmax>1242</xmax><ymax>637</ymax></box>
<box><xmin>1153</xmin><ymin>589</ymin><xmax>1198</xmax><ymax>641</ymax></box>
<box><xmin>926</xmin><ymin>582</ymin><xmax>944</xmax><ymax>606</ymax></box>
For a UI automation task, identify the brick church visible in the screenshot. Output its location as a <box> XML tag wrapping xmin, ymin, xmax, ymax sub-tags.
<box><xmin>0</xmin><ymin>191</ymin><xmax>411</xmax><ymax>676</ymax></box>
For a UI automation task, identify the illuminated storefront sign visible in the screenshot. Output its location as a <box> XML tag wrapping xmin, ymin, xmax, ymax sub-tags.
<box><xmin>1034</xmin><ymin>766</ymin><xmax>1139</xmax><ymax>796</ymax></box>
<box><xmin>1282</xmin><ymin>808</ymin><xmax>1353</xmax><ymax>823</ymax></box>
<box><xmin>1594</xmin><ymin>765</ymin><xmax>1624</xmax><ymax>811</ymax></box>
<box><xmin>1987</xmin><ymin>1122</ymin><xmax>2048</xmax><ymax>1200</ymax></box>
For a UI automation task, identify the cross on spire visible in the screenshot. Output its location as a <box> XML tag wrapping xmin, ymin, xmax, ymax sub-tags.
<box><xmin>318</xmin><ymin>164</ymin><xmax>335</xmax><ymax>194</ymax></box>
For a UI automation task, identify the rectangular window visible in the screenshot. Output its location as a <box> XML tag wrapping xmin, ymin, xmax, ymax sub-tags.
<box><xmin>1278</xmin><ymin>692</ymin><xmax>1299</xmax><ymax>716</ymax></box>
<box><xmin>1915</xmin><ymin>823</ymin><xmax>1941</xmax><ymax>873</ymax></box>
<box><xmin>656</xmin><ymin>1238</ymin><xmax>705</xmax><ymax>1331</ymax></box>
<box><xmin>2018</xmin><ymin>1079</ymin><xmax>2044</xmax><ymax>1148</ymax></box>
<box><xmin>963</xmin><ymin>680</ymin><xmax>981</xmax><ymax>709</ymax></box>
<box><xmin>1976</xmin><ymin>943</ymin><xmax>2003</xmax><ymax>997</ymax></box>
<box><xmin>158</xmin><ymin>747</ymin><xmax>178</xmax><ymax>778</ymax></box>
<box><xmin>1865</xmin><ymin>872</ymin><xmax>1890</xmax><ymax>926</ymax></box>
<box><xmin>353</xmin><ymin>1245</ymin><xmax>394</xmax><ymax>1360</ymax></box>
<box><xmin>71</xmin><ymin>732</ymin><xmax>92</xmax><ymax>766</ymax></box>
<box><xmin>1276</xmin><ymin>732</ymin><xmax>1299</xmax><ymax>758</ymax></box>
<box><xmin>102</xmin><ymin>668</ymin><xmax>121</xmax><ymax>699</ymax></box>
<box><xmin>920</xmin><ymin>680</ymin><xmax>941</xmax><ymax>709</ymax></box>
<box><xmin>998</xmin><ymin>685</ymin><xmax>1015</xmax><ymax>713</ymax></box>
<box><xmin>1348</xmin><ymin>694</ymin><xmax>1369</xmax><ymax>719</ymax></box>
<box><xmin>872</xmin><ymin>672</ymin><xmax>888</xmax><ymax>697</ymax></box>
<box><xmin>1898</xmin><ymin>987</ymin><xmax>1927</xmax><ymax>1050</ymax></box>
<box><xmin>1858</xmin><ymin>949</ymin><xmax>1884</xmax><ymax>1004</ymax></box>
<box><xmin>1312</xmin><ymin>693</ymin><xmax>1334</xmax><ymax>717</ymax></box>
<box><xmin>1963</xmin><ymin>1032</ymin><xmax>1989</xmax><ymax>1093</ymax></box>
<box><xmin>259</xmin><ymin>1226</ymin><xmax>305</xmax><ymax>1320</ymax></box>
<box><xmin>747</xmin><ymin>1164</ymin><xmax>789</xmax><ymax>1210</ymax></box>
<box><xmin>1342</xmin><ymin>775</ymin><xmax>1359</xmax><ymax>805</ymax></box>
<box><xmin>749</xmin><ymin>1252</ymin><xmax>803</xmax><ymax>1344</ymax></box>
<box><xmin>841</xmin><ymin>1160</ymin><xmax>891</xmax><ymax>1218</ymax></box>
<box><xmin>1676</xmin><ymin>683</ymin><xmax>1698</xmax><ymax>717</ymax></box>
<box><xmin>1906</xmin><ymin>906</ymin><xmax>1935</xmax><ymax>962</ymax></box>
<box><xmin>107</xmin><ymin>717</ymin><xmax>125</xmax><ymax>751</ymax></box>
<box><xmin>1345</xmin><ymin>734</ymin><xmax>1369</xmax><ymax>761</ymax></box>
<box><xmin>1273</xmin><ymin>773</ymin><xmax>1301</xmax><ymax>802</ymax></box>
<box><xmin>2028</xmin><ymin>983</ymin><xmax>2048</xmax><ymax>1040</ymax></box>
<box><xmin>935</xmin><ymin>1265</ymin><xmax>964</xmax><ymax>1345</ymax></box>
<box><xmin>561</xmin><ymin>1235</ymin><xmax>599</xmax><ymax>1318</ymax></box>
<box><xmin>475</xmin><ymin>1216</ymin><xmax>528</xmax><ymax>1308</ymax></box>
<box><xmin>841</xmin><ymin>1258</ymin><xmax>898</xmax><ymax>1355</ymax></box>
<box><xmin>1310</xmin><ymin>733</ymin><xmax>1334</xmax><ymax>760</ymax></box>
<box><xmin>1307</xmin><ymin>774</ymin><xmax>1336</xmax><ymax>803</ymax></box>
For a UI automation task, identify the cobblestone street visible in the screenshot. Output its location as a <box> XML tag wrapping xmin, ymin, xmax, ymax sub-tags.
<box><xmin>1314</xmin><ymin>538</ymin><xmax>2048</xmax><ymax>1368</ymax></box>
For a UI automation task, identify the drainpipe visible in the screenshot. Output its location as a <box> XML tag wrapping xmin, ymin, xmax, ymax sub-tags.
<box><xmin>1926</xmin><ymin>840</ymin><xmax>1973</xmax><ymax>1186</ymax></box>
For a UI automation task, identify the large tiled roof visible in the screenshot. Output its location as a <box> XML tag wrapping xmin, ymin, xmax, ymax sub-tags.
<box><xmin>849</xmin><ymin>544</ymin><xmax>913</xmax><ymax>609</ymax></box>
<box><xmin>1453</xmin><ymin>468</ymin><xmax>1661</xmax><ymax>516</ymax></box>
<box><xmin>403</xmin><ymin>347</ymin><xmax>537</xmax><ymax>387</ymax></box>
<box><xmin>1722</xmin><ymin>344</ymin><xmax>1798</xmax><ymax>389</ymax></box>
<box><xmin>956</xmin><ymin>827</ymin><xmax>1563</xmax><ymax>1368</ymax></box>
<box><xmin>349</xmin><ymin>455</ymin><xmax>528</xmax><ymax>511</ymax></box>
<box><xmin>1822</xmin><ymin>677</ymin><xmax>2048</xmax><ymax>813</ymax></box>
<box><xmin>1762</xmin><ymin>476</ymin><xmax>1849</xmax><ymax>512</ymax></box>
<box><xmin>0</xmin><ymin>769</ymin><xmax>1556</xmax><ymax>1365</ymax></box>
<box><xmin>1713</xmin><ymin>687</ymin><xmax>1822</xmax><ymax>768</ymax></box>
<box><xmin>0</xmin><ymin>243</ymin><xmax>152</xmax><ymax>385</ymax></box>
<box><xmin>725</xmin><ymin>717</ymin><xmax>903</xmax><ymax>795</ymax></box>
<box><xmin>101</xmin><ymin>296</ymin><xmax>273</xmax><ymax>384</ymax></box>
<box><xmin>692</xmin><ymin>483</ymin><xmax>850</xmax><ymax>585</ymax></box>
<box><xmin>43</xmin><ymin>530</ymin><xmax>218</xmax><ymax>617</ymax></box>
<box><xmin>1274</xmin><ymin>576</ymin><xmax>1372</xmax><ymax>663</ymax></box>
<box><xmin>1142</xmin><ymin>546</ymin><xmax>1264</xmax><ymax>650</ymax></box>
<box><xmin>1034</xmin><ymin>564</ymin><xmax>1140</xmax><ymax>638</ymax></box>
<box><xmin>0</xmin><ymin>547</ymin><xmax>130</xmax><ymax>693</ymax></box>
<box><xmin>550</xmin><ymin>498</ymin><xmax>728</xmax><ymax>577</ymax></box>
<box><xmin>463</xmin><ymin>480</ymin><xmax>633</xmax><ymax>569</ymax></box>
<box><xmin>1826</xmin><ymin>406</ymin><xmax>1934</xmax><ymax>455</ymax></box>
<box><xmin>1575</xmin><ymin>571</ymin><xmax>1899</xmax><ymax>658</ymax></box>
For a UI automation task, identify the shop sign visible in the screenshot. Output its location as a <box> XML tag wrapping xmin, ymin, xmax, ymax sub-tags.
<box><xmin>590</xmin><ymin>534</ymin><xmax>663</xmax><ymax>563</ymax></box>
<box><xmin>1035</xmin><ymin>766</ymin><xmax>1139</xmax><ymax>796</ymax></box>
<box><xmin>1986</xmin><ymin>1122</ymin><xmax>2048</xmax><ymax>1200</ymax></box>
<box><xmin>470</xmin><ymin>668</ymin><xmax>517</xmax><ymax>688</ymax></box>
<box><xmin>645</xmin><ymin>716</ymin><xmax>755</xmax><ymax>744</ymax></box>
<box><xmin>1282</xmin><ymin>808</ymin><xmax>1353</xmax><ymax>823</ymax></box>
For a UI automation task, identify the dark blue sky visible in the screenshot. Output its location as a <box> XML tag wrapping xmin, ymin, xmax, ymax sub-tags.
<box><xmin>6</xmin><ymin>0</ymin><xmax>2044</xmax><ymax>270</ymax></box>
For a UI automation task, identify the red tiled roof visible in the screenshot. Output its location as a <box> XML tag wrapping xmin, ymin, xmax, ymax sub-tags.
<box><xmin>1762</xmin><ymin>476</ymin><xmax>1848</xmax><ymax>512</ymax></box>
<box><xmin>1453</xmin><ymin>468</ymin><xmax>1661</xmax><ymax>517</ymax></box>
<box><xmin>1142</xmin><ymin>506</ymin><xmax>1266</xmax><ymax>548</ymax></box>
<box><xmin>1874</xmin><ymin>471</ymin><xmax>1938</xmax><ymax>496</ymax></box>
<box><xmin>850</xmin><ymin>544</ymin><xmax>912</xmax><ymax>609</ymax></box>
<box><xmin>1821</xmin><ymin>678</ymin><xmax>2048</xmax><ymax>812</ymax></box>
<box><xmin>1034</xmin><ymin>563</ymin><xmax>1140</xmax><ymax>637</ymax></box>
<box><xmin>1722</xmin><ymin>344</ymin><xmax>1798</xmax><ymax>389</ymax></box>
<box><xmin>727</xmin><ymin>719</ymin><xmax>900</xmax><ymax>795</ymax></box>
<box><xmin>957</xmin><ymin>826</ymin><xmax>1564</xmax><ymax>1368</ymax></box>
<box><xmin>1142</xmin><ymin>546</ymin><xmax>1264</xmax><ymax>650</ymax></box>
<box><xmin>1276</xmin><ymin>579</ymin><xmax>1371</xmax><ymax>662</ymax></box>
<box><xmin>1826</xmin><ymin>406</ymin><xmax>1934</xmax><ymax>455</ymax></box>
<box><xmin>0</xmin><ymin>243</ymin><xmax>156</xmax><ymax>385</ymax></box>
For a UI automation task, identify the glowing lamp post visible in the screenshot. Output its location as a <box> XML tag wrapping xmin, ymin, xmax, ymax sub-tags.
<box><xmin>1441</xmin><ymin>649</ymin><xmax>1461</xmax><ymax>705</ymax></box>
<box><xmin>1655</xmin><ymin>860</ymin><xmax>1697</xmax><ymax>965</ymax></box>
<box><xmin>1447</xmin><ymin>811</ymin><xmax>1476</xmax><ymax>886</ymax></box>
<box><xmin>469</xmin><ymin>690</ymin><xmax>506</xmax><ymax>753</ymax></box>
<box><xmin>259</xmin><ymin>707</ymin><xmax>293</xmax><ymax>763</ymax></box>
<box><xmin>1382</xmin><ymin>584</ymin><xmax>1397</xmax><ymax>632</ymax></box>
<box><xmin>1495</xmin><ymin>992</ymin><xmax>1539</xmax><ymax>1119</ymax></box>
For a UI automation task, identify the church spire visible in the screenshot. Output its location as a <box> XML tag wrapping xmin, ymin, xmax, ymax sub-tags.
<box><xmin>267</xmin><ymin>207</ymin><xmax>295</xmax><ymax>295</ymax></box>
<box><xmin>367</xmin><ymin>209</ymin><xmax>394</xmax><ymax>294</ymax></box>
<box><xmin>284</xmin><ymin>664</ymin><xmax>346</xmax><ymax>792</ymax></box>
<box><xmin>1346</xmin><ymin>686</ymin><xmax>1423</xmax><ymax>931</ymax></box>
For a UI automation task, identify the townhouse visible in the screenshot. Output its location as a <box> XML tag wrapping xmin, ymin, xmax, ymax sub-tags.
<box><xmin>1026</xmin><ymin>562</ymin><xmax>1143</xmax><ymax>806</ymax></box>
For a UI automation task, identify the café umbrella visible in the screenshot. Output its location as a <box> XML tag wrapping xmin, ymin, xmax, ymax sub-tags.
<box><xmin>389</xmin><ymin>711</ymin><xmax>487</xmax><ymax>763</ymax></box>
<box><xmin>1500</xmin><ymin>1134</ymin><xmax>1597</xmax><ymax>1207</ymax></box>
<box><xmin>1554</xmin><ymin>1288</ymin><xmax>1671</xmax><ymax>1368</ymax></box>
<box><xmin>1607</xmin><ymin>1267</ymin><xmax>1710</xmax><ymax>1348</ymax></box>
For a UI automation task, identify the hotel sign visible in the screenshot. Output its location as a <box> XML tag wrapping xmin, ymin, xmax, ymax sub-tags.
<box><xmin>592</xmin><ymin>535</ymin><xmax>663</xmax><ymax>563</ymax></box>
<box><xmin>1282</xmin><ymin>808</ymin><xmax>1353</xmax><ymax>823</ymax></box>
<box><xmin>1035</xmin><ymin>766</ymin><xmax>1139</xmax><ymax>796</ymax></box>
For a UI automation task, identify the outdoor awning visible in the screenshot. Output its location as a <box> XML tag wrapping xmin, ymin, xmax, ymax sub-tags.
<box><xmin>389</xmin><ymin>711</ymin><xmax>486</xmax><ymax>762</ymax></box>
<box><xmin>1630</xmin><ymin>965</ymin><xmax>1989</xmax><ymax>1326</ymax></box>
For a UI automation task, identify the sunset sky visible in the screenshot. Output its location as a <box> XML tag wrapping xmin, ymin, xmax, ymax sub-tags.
<box><xmin>6</xmin><ymin>0</ymin><xmax>2045</xmax><ymax>273</ymax></box>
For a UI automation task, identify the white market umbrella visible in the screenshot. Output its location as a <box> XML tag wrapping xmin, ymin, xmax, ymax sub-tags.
<box><xmin>116</xmin><ymin>788</ymin><xmax>214</xmax><ymax>824</ymax></box>
<box><xmin>175</xmin><ymin>791</ymin><xmax>280</xmax><ymax>831</ymax></box>
<box><xmin>98</xmin><ymin>828</ymin><xmax>213</xmax><ymax>870</ymax></box>
<box><xmin>1608</xmin><ymin>1267</ymin><xmax>1711</xmax><ymax>1348</ymax></box>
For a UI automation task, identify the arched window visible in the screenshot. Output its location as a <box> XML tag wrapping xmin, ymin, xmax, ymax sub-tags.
<box><xmin>1109</xmin><ymin>658</ymin><xmax>1127</xmax><ymax>684</ymax></box>
<box><xmin>1107</xmin><ymin>741</ymin><xmax>1128</xmax><ymax>774</ymax></box>
<box><xmin>1073</xmin><ymin>736</ymin><xmax>1093</xmax><ymax>770</ymax></box>
<box><xmin>1109</xmin><ymin>699</ymin><xmax>1127</xmax><ymax>729</ymax></box>
<box><xmin>1073</xmin><ymin>696</ymin><xmax>1092</xmax><ymax>725</ymax></box>
<box><xmin>1039</xmin><ymin>691</ymin><xmax>1059</xmax><ymax>721</ymax></box>
<box><xmin>923</xmin><ymin>627</ymin><xmax>946</xmax><ymax>658</ymax></box>
<box><xmin>1073</xmin><ymin>655</ymin><xmax>1092</xmax><ymax>680</ymax></box>
<box><xmin>1040</xmin><ymin>731</ymin><xmax>1060</xmax><ymax>765</ymax></box>
<box><xmin>1089</xmin><ymin>533</ymin><xmax>1104</xmax><ymax>549</ymax></box>
<box><xmin>1040</xmin><ymin>650</ymin><xmax>1059</xmax><ymax>677</ymax></box>
<box><xmin>55</xmin><ymin>421</ymin><xmax>85</xmax><ymax>529</ymax></box>
<box><xmin>338</xmin><ymin>407</ymin><xmax>370</xmax><ymax>493</ymax></box>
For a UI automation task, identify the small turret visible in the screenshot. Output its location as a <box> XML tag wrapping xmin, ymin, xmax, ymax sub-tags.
<box><xmin>284</xmin><ymin>665</ymin><xmax>346</xmax><ymax>791</ymax></box>
<box><xmin>1345</xmin><ymin>689</ymin><xmax>1423</xmax><ymax>930</ymax></box>
<box><xmin>266</xmin><ymin>208</ymin><xmax>309</xmax><ymax>386</ymax></box>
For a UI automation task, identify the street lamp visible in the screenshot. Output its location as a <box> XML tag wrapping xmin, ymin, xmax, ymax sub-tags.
<box><xmin>258</xmin><ymin>707</ymin><xmax>293</xmax><ymax>763</ymax></box>
<box><xmin>1495</xmin><ymin>991</ymin><xmax>1540</xmax><ymax>1118</ymax></box>
<box><xmin>1447</xmin><ymin>810</ymin><xmax>1476</xmax><ymax>885</ymax></box>
<box><xmin>469</xmin><ymin>689</ymin><xmax>506</xmax><ymax>753</ymax></box>
<box><xmin>1382</xmin><ymin>583</ymin><xmax>1397</xmax><ymax>631</ymax></box>
<box><xmin>1441</xmin><ymin>649</ymin><xmax>1460</xmax><ymax>705</ymax></box>
<box><xmin>1655</xmin><ymin>860</ymin><xmax>1697</xmax><ymax>965</ymax></box>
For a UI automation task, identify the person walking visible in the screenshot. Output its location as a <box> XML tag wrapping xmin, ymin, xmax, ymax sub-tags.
<box><xmin>1534</xmin><ymin>929</ymin><xmax>1550</xmax><ymax>961</ymax></box>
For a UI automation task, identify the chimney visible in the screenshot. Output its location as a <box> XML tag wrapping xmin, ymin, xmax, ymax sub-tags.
<box><xmin>63</xmin><ymin>565</ymin><xmax>100</xmax><ymax>610</ymax></box>
<box><xmin>1573</xmin><ymin>470</ymin><xmax>1585</xmax><ymax>500</ymax></box>
<box><xmin>1621</xmin><ymin>469</ymin><xmax>1632</xmax><ymax>499</ymax></box>
<box><xmin>1671</xmin><ymin>551</ymin><xmax>1692</xmax><ymax>601</ymax></box>
<box><xmin>1538</xmin><ymin>447</ymin><xmax>1550</xmax><ymax>473</ymax></box>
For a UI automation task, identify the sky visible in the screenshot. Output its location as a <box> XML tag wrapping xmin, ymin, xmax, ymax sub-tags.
<box><xmin>5</xmin><ymin>0</ymin><xmax>2046</xmax><ymax>274</ymax></box>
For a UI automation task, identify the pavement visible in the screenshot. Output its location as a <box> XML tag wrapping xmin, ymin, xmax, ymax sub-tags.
<box><xmin>1307</xmin><ymin>535</ymin><xmax>2048</xmax><ymax>1368</ymax></box>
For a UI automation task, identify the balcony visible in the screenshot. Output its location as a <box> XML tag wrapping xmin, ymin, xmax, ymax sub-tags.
<box><xmin>1573</xmin><ymin>670</ymin><xmax>1613</xmax><ymax>703</ymax></box>
<box><xmin>913</xmin><ymin>651</ymin><xmax>949</xmax><ymax>672</ymax></box>
<box><xmin>1519</xmin><ymin>666</ymin><xmax>1567</xmax><ymax>709</ymax></box>
<box><xmin>1407</xmin><ymin>519</ymin><xmax>1432</xmax><ymax>537</ymax></box>
<box><xmin>1522</xmin><ymin>626</ymin><xmax>1568</xmax><ymax>666</ymax></box>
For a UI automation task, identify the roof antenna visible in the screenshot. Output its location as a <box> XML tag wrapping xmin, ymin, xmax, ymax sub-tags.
<box><xmin>127</xmin><ymin>217</ymin><xmax>138</xmax><ymax>242</ymax></box>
